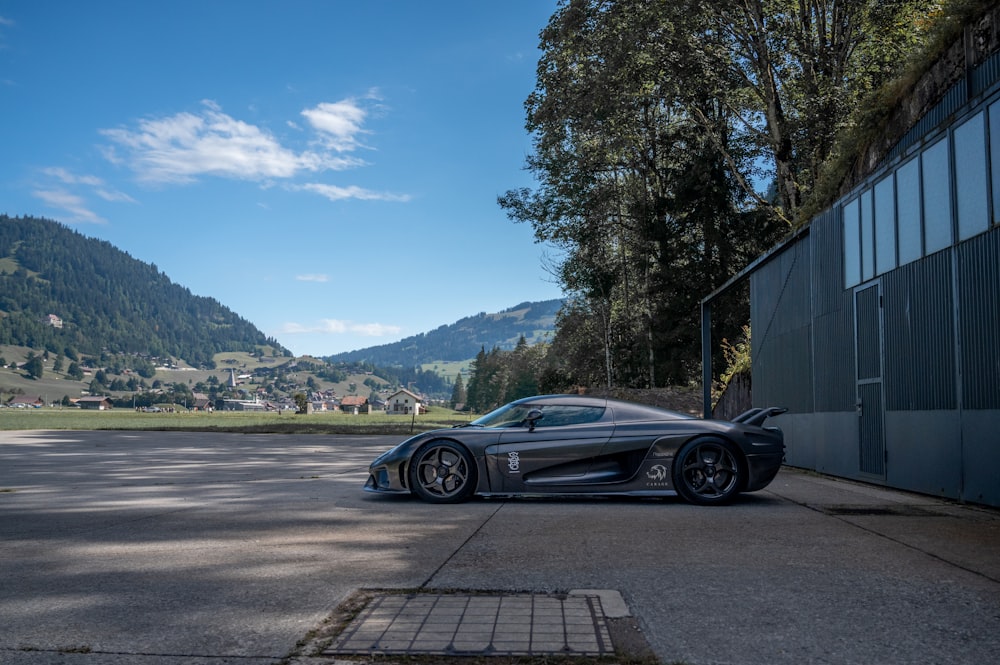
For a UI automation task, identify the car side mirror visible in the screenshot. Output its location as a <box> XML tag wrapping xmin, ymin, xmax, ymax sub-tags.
<box><xmin>524</xmin><ymin>409</ymin><xmax>544</xmax><ymax>431</ymax></box>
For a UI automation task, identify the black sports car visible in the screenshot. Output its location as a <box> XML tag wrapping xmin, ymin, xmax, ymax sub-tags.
<box><xmin>365</xmin><ymin>395</ymin><xmax>786</xmax><ymax>505</ymax></box>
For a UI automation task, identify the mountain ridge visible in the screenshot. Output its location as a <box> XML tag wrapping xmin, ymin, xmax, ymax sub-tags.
<box><xmin>1</xmin><ymin>215</ymin><xmax>562</xmax><ymax>371</ymax></box>
<box><xmin>324</xmin><ymin>298</ymin><xmax>563</xmax><ymax>367</ymax></box>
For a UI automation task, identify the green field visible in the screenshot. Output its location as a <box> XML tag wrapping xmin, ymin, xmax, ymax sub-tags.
<box><xmin>420</xmin><ymin>359</ymin><xmax>473</xmax><ymax>381</ymax></box>
<box><xmin>1</xmin><ymin>343</ymin><xmax>478</xmax><ymax>434</ymax></box>
<box><xmin>0</xmin><ymin>404</ymin><xmax>476</xmax><ymax>434</ymax></box>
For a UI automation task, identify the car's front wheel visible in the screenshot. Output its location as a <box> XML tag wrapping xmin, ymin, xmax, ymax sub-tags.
<box><xmin>672</xmin><ymin>438</ymin><xmax>745</xmax><ymax>505</ymax></box>
<box><xmin>408</xmin><ymin>441</ymin><xmax>476</xmax><ymax>503</ymax></box>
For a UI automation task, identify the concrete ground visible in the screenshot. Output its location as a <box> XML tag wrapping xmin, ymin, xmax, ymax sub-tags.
<box><xmin>0</xmin><ymin>429</ymin><xmax>997</xmax><ymax>664</ymax></box>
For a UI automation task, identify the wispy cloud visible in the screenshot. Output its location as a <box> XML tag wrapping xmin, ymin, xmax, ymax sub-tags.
<box><xmin>33</xmin><ymin>168</ymin><xmax>136</xmax><ymax>223</ymax></box>
<box><xmin>295</xmin><ymin>274</ymin><xmax>329</xmax><ymax>283</ymax></box>
<box><xmin>32</xmin><ymin>188</ymin><xmax>106</xmax><ymax>224</ymax></box>
<box><xmin>279</xmin><ymin>319</ymin><xmax>402</xmax><ymax>337</ymax></box>
<box><xmin>43</xmin><ymin>167</ymin><xmax>137</xmax><ymax>203</ymax></box>
<box><xmin>293</xmin><ymin>182</ymin><xmax>411</xmax><ymax>203</ymax></box>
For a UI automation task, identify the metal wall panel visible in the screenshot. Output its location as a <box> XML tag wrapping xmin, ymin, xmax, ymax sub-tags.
<box><xmin>882</xmin><ymin>251</ymin><xmax>957</xmax><ymax>410</ymax></box>
<box><xmin>973</xmin><ymin>50</ymin><xmax>1000</xmax><ymax>98</ymax></box>
<box><xmin>958</xmin><ymin>228</ymin><xmax>1000</xmax><ymax>409</ymax></box>
<box><xmin>812</xmin><ymin>294</ymin><xmax>856</xmax><ymax>412</ymax></box>
<box><xmin>962</xmin><ymin>411</ymin><xmax>1000</xmax><ymax>504</ymax></box>
<box><xmin>810</xmin><ymin>209</ymin><xmax>856</xmax><ymax>412</ymax></box>
<box><xmin>810</xmin><ymin>207</ymin><xmax>845</xmax><ymax>316</ymax></box>
<box><xmin>751</xmin><ymin>239</ymin><xmax>813</xmax><ymax>413</ymax></box>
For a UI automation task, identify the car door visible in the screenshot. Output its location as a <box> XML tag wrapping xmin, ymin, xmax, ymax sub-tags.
<box><xmin>493</xmin><ymin>404</ymin><xmax>613</xmax><ymax>492</ymax></box>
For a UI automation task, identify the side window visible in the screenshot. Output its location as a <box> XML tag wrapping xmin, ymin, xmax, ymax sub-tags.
<box><xmin>990</xmin><ymin>99</ymin><xmax>1000</xmax><ymax>225</ymax></box>
<box><xmin>896</xmin><ymin>157</ymin><xmax>922</xmax><ymax>266</ymax></box>
<box><xmin>874</xmin><ymin>174</ymin><xmax>896</xmax><ymax>275</ymax></box>
<box><xmin>860</xmin><ymin>189</ymin><xmax>875</xmax><ymax>281</ymax></box>
<box><xmin>922</xmin><ymin>138</ymin><xmax>952</xmax><ymax>254</ymax></box>
<box><xmin>536</xmin><ymin>405</ymin><xmax>606</xmax><ymax>427</ymax></box>
<box><xmin>843</xmin><ymin>197</ymin><xmax>861</xmax><ymax>288</ymax></box>
<box><xmin>954</xmin><ymin>112</ymin><xmax>988</xmax><ymax>241</ymax></box>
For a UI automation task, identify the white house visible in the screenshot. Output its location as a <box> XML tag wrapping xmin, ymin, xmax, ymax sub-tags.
<box><xmin>386</xmin><ymin>389</ymin><xmax>423</xmax><ymax>415</ymax></box>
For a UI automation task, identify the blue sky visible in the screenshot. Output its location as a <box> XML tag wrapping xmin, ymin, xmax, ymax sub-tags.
<box><xmin>0</xmin><ymin>1</ymin><xmax>564</xmax><ymax>357</ymax></box>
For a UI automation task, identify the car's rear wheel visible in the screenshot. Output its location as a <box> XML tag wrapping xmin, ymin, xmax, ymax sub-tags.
<box><xmin>408</xmin><ymin>441</ymin><xmax>476</xmax><ymax>503</ymax></box>
<box><xmin>672</xmin><ymin>438</ymin><xmax>745</xmax><ymax>505</ymax></box>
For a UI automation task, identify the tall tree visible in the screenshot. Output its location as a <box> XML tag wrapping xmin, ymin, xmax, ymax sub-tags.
<box><xmin>24</xmin><ymin>353</ymin><xmax>44</xmax><ymax>380</ymax></box>
<box><xmin>450</xmin><ymin>373</ymin><xmax>467</xmax><ymax>409</ymax></box>
<box><xmin>502</xmin><ymin>0</ymin><xmax>778</xmax><ymax>387</ymax></box>
<box><xmin>706</xmin><ymin>0</ymin><xmax>938</xmax><ymax>222</ymax></box>
<box><xmin>501</xmin><ymin>0</ymin><xmax>935</xmax><ymax>388</ymax></box>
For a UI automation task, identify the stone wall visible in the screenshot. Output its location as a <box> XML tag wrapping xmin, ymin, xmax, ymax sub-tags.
<box><xmin>843</xmin><ymin>4</ymin><xmax>1000</xmax><ymax>193</ymax></box>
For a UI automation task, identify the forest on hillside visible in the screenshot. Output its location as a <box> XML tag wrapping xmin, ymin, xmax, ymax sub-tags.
<box><xmin>0</xmin><ymin>215</ymin><xmax>285</xmax><ymax>368</ymax></box>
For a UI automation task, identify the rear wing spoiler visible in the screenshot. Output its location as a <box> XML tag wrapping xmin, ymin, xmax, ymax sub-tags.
<box><xmin>731</xmin><ymin>406</ymin><xmax>787</xmax><ymax>427</ymax></box>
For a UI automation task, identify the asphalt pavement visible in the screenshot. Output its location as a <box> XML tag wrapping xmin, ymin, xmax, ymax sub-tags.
<box><xmin>0</xmin><ymin>429</ymin><xmax>997</xmax><ymax>665</ymax></box>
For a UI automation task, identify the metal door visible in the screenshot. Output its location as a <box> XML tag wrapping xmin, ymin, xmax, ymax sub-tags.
<box><xmin>854</xmin><ymin>282</ymin><xmax>886</xmax><ymax>478</ymax></box>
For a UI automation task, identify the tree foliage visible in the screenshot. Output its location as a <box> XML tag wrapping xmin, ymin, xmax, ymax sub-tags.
<box><xmin>500</xmin><ymin>0</ymin><xmax>938</xmax><ymax>389</ymax></box>
<box><xmin>24</xmin><ymin>352</ymin><xmax>44</xmax><ymax>379</ymax></box>
<box><xmin>464</xmin><ymin>338</ymin><xmax>547</xmax><ymax>413</ymax></box>
<box><xmin>450</xmin><ymin>372</ymin><xmax>467</xmax><ymax>409</ymax></box>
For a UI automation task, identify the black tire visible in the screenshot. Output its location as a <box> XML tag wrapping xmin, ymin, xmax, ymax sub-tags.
<box><xmin>672</xmin><ymin>437</ymin><xmax>745</xmax><ymax>505</ymax></box>
<box><xmin>408</xmin><ymin>440</ymin><xmax>476</xmax><ymax>503</ymax></box>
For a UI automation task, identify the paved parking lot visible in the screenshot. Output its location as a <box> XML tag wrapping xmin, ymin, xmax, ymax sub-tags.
<box><xmin>1</xmin><ymin>429</ymin><xmax>998</xmax><ymax>664</ymax></box>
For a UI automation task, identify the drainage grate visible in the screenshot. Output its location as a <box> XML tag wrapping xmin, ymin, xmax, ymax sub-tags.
<box><xmin>324</xmin><ymin>592</ymin><xmax>614</xmax><ymax>657</ymax></box>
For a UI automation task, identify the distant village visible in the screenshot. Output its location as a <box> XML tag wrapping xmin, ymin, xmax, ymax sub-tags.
<box><xmin>2</xmin><ymin>324</ymin><xmax>435</xmax><ymax>415</ymax></box>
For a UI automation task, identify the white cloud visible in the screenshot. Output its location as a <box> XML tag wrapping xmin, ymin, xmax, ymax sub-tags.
<box><xmin>279</xmin><ymin>319</ymin><xmax>402</xmax><ymax>337</ymax></box>
<box><xmin>32</xmin><ymin>189</ymin><xmax>106</xmax><ymax>224</ymax></box>
<box><xmin>295</xmin><ymin>182</ymin><xmax>411</xmax><ymax>203</ymax></box>
<box><xmin>301</xmin><ymin>99</ymin><xmax>369</xmax><ymax>151</ymax></box>
<box><xmin>295</xmin><ymin>274</ymin><xmax>329</xmax><ymax>283</ymax></box>
<box><xmin>96</xmin><ymin>97</ymin><xmax>410</xmax><ymax>205</ymax></box>
<box><xmin>100</xmin><ymin>100</ymin><xmax>363</xmax><ymax>185</ymax></box>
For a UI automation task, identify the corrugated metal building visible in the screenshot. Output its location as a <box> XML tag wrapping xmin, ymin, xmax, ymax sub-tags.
<box><xmin>703</xmin><ymin>18</ymin><xmax>1000</xmax><ymax>507</ymax></box>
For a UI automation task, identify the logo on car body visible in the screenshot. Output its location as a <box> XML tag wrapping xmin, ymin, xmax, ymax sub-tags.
<box><xmin>646</xmin><ymin>464</ymin><xmax>668</xmax><ymax>482</ymax></box>
<box><xmin>507</xmin><ymin>451</ymin><xmax>520</xmax><ymax>474</ymax></box>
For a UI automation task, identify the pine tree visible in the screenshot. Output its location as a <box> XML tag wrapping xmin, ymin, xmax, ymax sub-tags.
<box><xmin>450</xmin><ymin>373</ymin><xmax>467</xmax><ymax>410</ymax></box>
